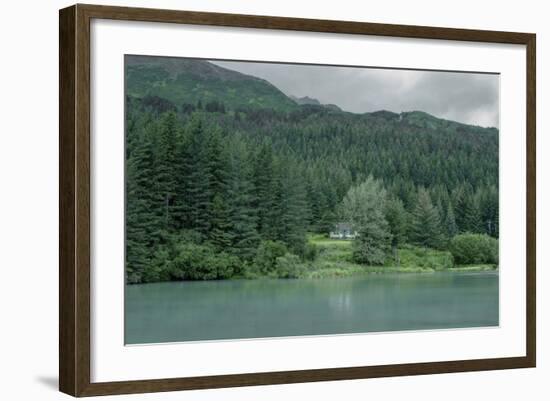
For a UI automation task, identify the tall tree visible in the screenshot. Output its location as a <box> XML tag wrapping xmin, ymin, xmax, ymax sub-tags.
<box><xmin>385</xmin><ymin>197</ymin><xmax>408</xmax><ymax>264</ymax></box>
<box><xmin>126</xmin><ymin>125</ymin><xmax>156</xmax><ymax>283</ymax></box>
<box><xmin>206</xmin><ymin>126</ymin><xmax>232</xmax><ymax>247</ymax></box>
<box><xmin>277</xmin><ymin>157</ymin><xmax>309</xmax><ymax>254</ymax></box>
<box><xmin>410</xmin><ymin>188</ymin><xmax>444</xmax><ymax>248</ymax></box>
<box><xmin>462</xmin><ymin>196</ymin><xmax>483</xmax><ymax>233</ymax></box>
<box><xmin>226</xmin><ymin>139</ymin><xmax>260</xmax><ymax>260</ymax></box>
<box><xmin>252</xmin><ymin>143</ymin><xmax>277</xmax><ymax>239</ymax></box>
<box><xmin>151</xmin><ymin>112</ymin><xmax>178</xmax><ymax>235</ymax></box>
<box><xmin>444</xmin><ymin>201</ymin><xmax>458</xmax><ymax>239</ymax></box>
<box><xmin>182</xmin><ymin>116</ymin><xmax>213</xmax><ymax>236</ymax></box>
<box><xmin>478</xmin><ymin>185</ymin><xmax>499</xmax><ymax>237</ymax></box>
<box><xmin>338</xmin><ymin>176</ymin><xmax>391</xmax><ymax>265</ymax></box>
<box><xmin>209</xmin><ymin>193</ymin><xmax>233</xmax><ymax>250</ymax></box>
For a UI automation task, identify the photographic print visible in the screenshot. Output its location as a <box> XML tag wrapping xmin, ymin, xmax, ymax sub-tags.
<box><xmin>124</xmin><ymin>55</ymin><xmax>499</xmax><ymax>345</ymax></box>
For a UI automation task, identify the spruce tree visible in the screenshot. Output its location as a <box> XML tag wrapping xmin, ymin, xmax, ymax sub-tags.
<box><xmin>277</xmin><ymin>157</ymin><xmax>309</xmax><ymax>254</ymax></box>
<box><xmin>462</xmin><ymin>195</ymin><xmax>483</xmax><ymax>233</ymax></box>
<box><xmin>226</xmin><ymin>140</ymin><xmax>259</xmax><ymax>260</ymax></box>
<box><xmin>385</xmin><ymin>197</ymin><xmax>408</xmax><ymax>264</ymax></box>
<box><xmin>172</xmin><ymin>128</ymin><xmax>190</xmax><ymax>230</ymax></box>
<box><xmin>207</xmin><ymin>126</ymin><xmax>229</xmax><ymax>197</ymax></box>
<box><xmin>151</xmin><ymin>112</ymin><xmax>178</xmax><ymax>236</ymax></box>
<box><xmin>209</xmin><ymin>193</ymin><xmax>233</xmax><ymax>250</ymax></box>
<box><xmin>206</xmin><ymin>126</ymin><xmax>232</xmax><ymax>246</ymax></box>
<box><xmin>478</xmin><ymin>185</ymin><xmax>499</xmax><ymax>237</ymax></box>
<box><xmin>453</xmin><ymin>187</ymin><xmax>467</xmax><ymax>233</ymax></box>
<box><xmin>318</xmin><ymin>184</ymin><xmax>337</xmax><ymax>234</ymax></box>
<box><xmin>182</xmin><ymin>116</ymin><xmax>212</xmax><ymax>236</ymax></box>
<box><xmin>126</xmin><ymin>126</ymin><xmax>156</xmax><ymax>283</ymax></box>
<box><xmin>252</xmin><ymin>143</ymin><xmax>276</xmax><ymax>239</ymax></box>
<box><xmin>444</xmin><ymin>201</ymin><xmax>458</xmax><ymax>239</ymax></box>
<box><xmin>410</xmin><ymin>188</ymin><xmax>444</xmax><ymax>248</ymax></box>
<box><xmin>267</xmin><ymin>157</ymin><xmax>285</xmax><ymax>241</ymax></box>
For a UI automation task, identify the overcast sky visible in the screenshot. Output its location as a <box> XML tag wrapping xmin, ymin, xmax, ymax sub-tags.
<box><xmin>213</xmin><ymin>60</ymin><xmax>499</xmax><ymax>128</ymax></box>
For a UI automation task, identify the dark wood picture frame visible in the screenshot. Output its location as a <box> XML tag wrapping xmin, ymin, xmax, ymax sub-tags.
<box><xmin>59</xmin><ymin>3</ymin><xmax>536</xmax><ymax>397</ymax></box>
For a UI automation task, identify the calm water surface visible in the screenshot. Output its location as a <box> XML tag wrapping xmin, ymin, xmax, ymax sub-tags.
<box><xmin>125</xmin><ymin>271</ymin><xmax>498</xmax><ymax>344</ymax></box>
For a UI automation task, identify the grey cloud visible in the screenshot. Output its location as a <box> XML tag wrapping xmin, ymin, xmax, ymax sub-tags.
<box><xmin>212</xmin><ymin>60</ymin><xmax>499</xmax><ymax>128</ymax></box>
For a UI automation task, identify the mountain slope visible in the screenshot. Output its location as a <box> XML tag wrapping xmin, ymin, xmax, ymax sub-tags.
<box><xmin>125</xmin><ymin>55</ymin><xmax>298</xmax><ymax>112</ymax></box>
<box><xmin>290</xmin><ymin>95</ymin><xmax>321</xmax><ymax>106</ymax></box>
<box><xmin>290</xmin><ymin>95</ymin><xmax>343</xmax><ymax>112</ymax></box>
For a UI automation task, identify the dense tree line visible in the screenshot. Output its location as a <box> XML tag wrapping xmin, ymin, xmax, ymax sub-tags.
<box><xmin>338</xmin><ymin>177</ymin><xmax>498</xmax><ymax>266</ymax></box>
<box><xmin>126</xmin><ymin>108</ymin><xmax>311</xmax><ymax>283</ymax></box>
<box><xmin>126</xmin><ymin>97</ymin><xmax>499</xmax><ymax>283</ymax></box>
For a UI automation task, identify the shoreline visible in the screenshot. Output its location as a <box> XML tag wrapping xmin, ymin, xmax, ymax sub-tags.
<box><xmin>126</xmin><ymin>266</ymin><xmax>498</xmax><ymax>285</ymax></box>
<box><xmin>301</xmin><ymin>264</ymin><xmax>497</xmax><ymax>279</ymax></box>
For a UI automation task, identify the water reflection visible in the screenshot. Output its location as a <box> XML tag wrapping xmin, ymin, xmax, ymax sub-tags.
<box><xmin>125</xmin><ymin>271</ymin><xmax>499</xmax><ymax>344</ymax></box>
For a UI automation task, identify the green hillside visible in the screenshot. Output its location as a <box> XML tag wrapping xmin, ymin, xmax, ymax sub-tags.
<box><xmin>126</xmin><ymin>55</ymin><xmax>298</xmax><ymax>112</ymax></box>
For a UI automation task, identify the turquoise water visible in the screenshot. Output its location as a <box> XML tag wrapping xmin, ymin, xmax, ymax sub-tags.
<box><xmin>125</xmin><ymin>271</ymin><xmax>498</xmax><ymax>344</ymax></box>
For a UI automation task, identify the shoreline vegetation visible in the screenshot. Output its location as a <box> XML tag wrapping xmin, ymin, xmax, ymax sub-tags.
<box><xmin>125</xmin><ymin>57</ymin><xmax>499</xmax><ymax>284</ymax></box>
<box><xmin>297</xmin><ymin>235</ymin><xmax>497</xmax><ymax>280</ymax></box>
<box><xmin>128</xmin><ymin>231</ymin><xmax>499</xmax><ymax>284</ymax></box>
<box><xmin>241</xmin><ymin>237</ymin><xmax>498</xmax><ymax>281</ymax></box>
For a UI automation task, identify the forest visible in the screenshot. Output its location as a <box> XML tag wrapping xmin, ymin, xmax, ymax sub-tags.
<box><xmin>125</xmin><ymin>58</ymin><xmax>499</xmax><ymax>284</ymax></box>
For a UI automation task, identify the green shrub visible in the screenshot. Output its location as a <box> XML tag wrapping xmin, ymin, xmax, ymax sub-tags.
<box><xmin>352</xmin><ymin>232</ymin><xmax>389</xmax><ymax>265</ymax></box>
<box><xmin>274</xmin><ymin>253</ymin><xmax>306</xmax><ymax>278</ymax></box>
<box><xmin>449</xmin><ymin>233</ymin><xmax>498</xmax><ymax>265</ymax></box>
<box><xmin>432</xmin><ymin>252</ymin><xmax>454</xmax><ymax>269</ymax></box>
<box><xmin>253</xmin><ymin>240</ymin><xmax>288</xmax><ymax>275</ymax></box>
<box><xmin>302</xmin><ymin>242</ymin><xmax>319</xmax><ymax>261</ymax></box>
<box><xmin>389</xmin><ymin>246</ymin><xmax>453</xmax><ymax>270</ymax></box>
<box><xmin>170</xmin><ymin>242</ymin><xmax>241</xmax><ymax>280</ymax></box>
<box><xmin>142</xmin><ymin>246</ymin><xmax>173</xmax><ymax>282</ymax></box>
<box><xmin>413</xmin><ymin>247</ymin><xmax>427</xmax><ymax>258</ymax></box>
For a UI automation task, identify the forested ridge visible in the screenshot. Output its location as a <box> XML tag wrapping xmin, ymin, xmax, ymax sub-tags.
<box><xmin>125</xmin><ymin>57</ymin><xmax>499</xmax><ymax>284</ymax></box>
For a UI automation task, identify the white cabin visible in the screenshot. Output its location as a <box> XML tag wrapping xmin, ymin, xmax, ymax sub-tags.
<box><xmin>329</xmin><ymin>222</ymin><xmax>357</xmax><ymax>240</ymax></box>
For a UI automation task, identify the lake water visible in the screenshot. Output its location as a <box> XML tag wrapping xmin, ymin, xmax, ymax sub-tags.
<box><xmin>125</xmin><ymin>271</ymin><xmax>498</xmax><ymax>344</ymax></box>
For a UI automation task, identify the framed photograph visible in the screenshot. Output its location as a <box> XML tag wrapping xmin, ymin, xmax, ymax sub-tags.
<box><xmin>59</xmin><ymin>4</ymin><xmax>536</xmax><ymax>397</ymax></box>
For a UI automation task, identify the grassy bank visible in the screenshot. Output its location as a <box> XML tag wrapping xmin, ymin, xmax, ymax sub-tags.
<box><xmin>300</xmin><ymin>234</ymin><xmax>497</xmax><ymax>279</ymax></box>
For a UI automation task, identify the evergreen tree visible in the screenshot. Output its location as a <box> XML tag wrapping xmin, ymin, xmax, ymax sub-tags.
<box><xmin>444</xmin><ymin>201</ymin><xmax>458</xmax><ymax>239</ymax></box>
<box><xmin>207</xmin><ymin>126</ymin><xmax>229</xmax><ymax>197</ymax></box>
<box><xmin>317</xmin><ymin>184</ymin><xmax>338</xmax><ymax>234</ymax></box>
<box><xmin>126</xmin><ymin>126</ymin><xmax>156</xmax><ymax>283</ymax></box>
<box><xmin>494</xmin><ymin>206</ymin><xmax>499</xmax><ymax>239</ymax></box>
<box><xmin>410</xmin><ymin>188</ymin><xmax>444</xmax><ymax>248</ymax></box>
<box><xmin>172</xmin><ymin>128</ymin><xmax>190</xmax><ymax>230</ymax></box>
<box><xmin>277</xmin><ymin>157</ymin><xmax>309</xmax><ymax>254</ymax></box>
<box><xmin>454</xmin><ymin>185</ymin><xmax>482</xmax><ymax>233</ymax></box>
<box><xmin>151</xmin><ymin>112</ymin><xmax>178</xmax><ymax>236</ymax></box>
<box><xmin>252</xmin><ymin>143</ymin><xmax>276</xmax><ymax>239</ymax></box>
<box><xmin>209</xmin><ymin>193</ymin><xmax>233</xmax><ymax>250</ymax></box>
<box><xmin>478</xmin><ymin>185</ymin><xmax>499</xmax><ymax>237</ymax></box>
<box><xmin>267</xmin><ymin>157</ymin><xmax>286</xmax><ymax>241</ymax></box>
<box><xmin>226</xmin><ymin>140</ymin><xmax>260</xmax><ymax>260</ymax></box>
<box><xmin>183</xmin><ymin>117</ymin><xmax>213</xmax><ymax>236</ymax></box>
<box><xmin>385</xmin><ymin>197</ymin><xmax>408</xmax><ymax>264</ymax></box>
<box><xmin>436</xmin><ymin>198</ymin><xmax>446</xmax><ymax>229</ymax></box>
<box><xmin>463</xmin><ymin>196</ymin><xmax>483</xmax><ymax>233</ymax></box>
<box><xmin>206</xmin><ymin>126</ymin><xmax>232</xmax><ymax>247</ymax></box>
<box><xmin>305</xmin><ymin>174</ymin><xmax>322</xmax><ymax>231</ymax></box>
